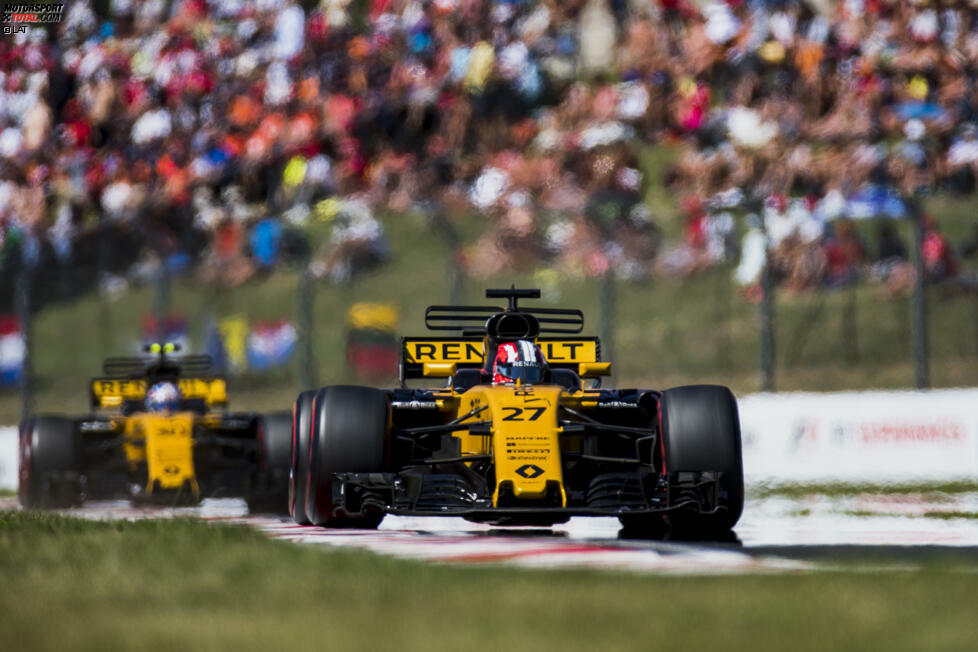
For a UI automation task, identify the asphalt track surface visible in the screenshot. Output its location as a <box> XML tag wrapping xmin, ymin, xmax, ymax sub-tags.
<box><xmin>5</xmin><ymin>491</ymin><xmax>976</xmax><ymax>573</ymax></box>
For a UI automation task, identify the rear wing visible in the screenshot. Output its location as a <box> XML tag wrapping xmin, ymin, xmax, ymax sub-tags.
<box><xmin>425</xmin><ymin>306</ymin><xmax>583</xmax><ymax>335</ymax></box>
<box><xmin>399</xmin><ymin>336</ymin><xmax>601</xmax><ymax>381</ymax></box>
<box><xmin>102</xmin><ymin>354</ymin><xmax>214</xmax><ymax>377</ymax></box>
<box><xmin>90</xmin><ymin>377</ymin><xmax>228</xmax><ymax>409</ymax></box>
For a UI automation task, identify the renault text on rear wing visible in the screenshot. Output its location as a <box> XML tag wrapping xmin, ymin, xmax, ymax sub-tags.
<box><xmin>399</xmin><ymin>337</ymin><xmax>600</xmax><ymax>380</ymax></box>
<box><xmin>90</xmin><ymin>377</ymin><xmax>228</xmax><ymax>409</ymax></box>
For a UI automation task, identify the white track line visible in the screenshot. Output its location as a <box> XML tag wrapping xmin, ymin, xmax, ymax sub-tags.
<box><xmin>237</xmin><ymin>514</ymin><xmax>801</xmax><ymax>574</ymax></box>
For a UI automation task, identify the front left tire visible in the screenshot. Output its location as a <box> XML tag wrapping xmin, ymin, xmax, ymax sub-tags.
<box><xmin>619</xmin><ymin>385</ymin><xmax>744</xmax><ymax>538</ymax></box>
<box><xmin>658</xmin><ymin>384</ymin><xmax>744</xmax><ymax>535</ymax></box>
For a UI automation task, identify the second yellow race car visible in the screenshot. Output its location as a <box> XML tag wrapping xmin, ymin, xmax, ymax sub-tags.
<box><xmin>18</xmin><ymin>344</ymin><xmax>291</xmax><ymax>512</ymax></box>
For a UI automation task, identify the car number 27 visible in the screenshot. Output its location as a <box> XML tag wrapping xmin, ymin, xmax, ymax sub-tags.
<box><xmin>501</xmin><ymin>407</ymin><xmax>546</xmax><ymax>421</ymax></box>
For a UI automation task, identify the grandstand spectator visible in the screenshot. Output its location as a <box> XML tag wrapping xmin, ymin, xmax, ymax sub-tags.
<box><xmin>922</xmin><ymin>216</ymin><xmax>960</xmax><ymax>282</ymax></box>
<box><xmin>3</xmin><ymin>0</ymin><xmax>978</xmax><ymax>311</ymax></box>
<box><xmin>876</xmin><ymin>221</ymin><xmax>908</xmax><ymax>266</ymax></box>
<box><xmin>870</xmin><ymin>219</ymin><xmax>914</xmax><ymax>298</ymax></box>
<box><xmin>823</xmin><ymin>219</ymin><xmax>866</xmax><ymax>288</ymax></box>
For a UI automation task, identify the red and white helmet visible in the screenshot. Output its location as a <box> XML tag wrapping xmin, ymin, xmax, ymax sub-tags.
<box><xmin>492</xmin><ymin>340</ymin><xmax>548</xmax><ymax>385</ymax></box>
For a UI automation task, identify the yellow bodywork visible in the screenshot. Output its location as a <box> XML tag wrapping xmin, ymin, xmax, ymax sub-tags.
<box><xmin>454</xmin><ymin>384</ymin><xmax>567</xmax><ymax>506</ymax></box>
<box><xmin>404</xmin><ymin>334</ymin><xmax>613</xmax><ymax>509</ymax></box>
<box><xmin>124</xmin><ymin>412</ymin><xmax>198</xmax><ymax>494</ymax></box>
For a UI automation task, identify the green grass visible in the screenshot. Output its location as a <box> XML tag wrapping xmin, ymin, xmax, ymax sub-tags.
<box><xmin>751</xmin><ymin>481</ymin><xmax>978</xmax><ymax>500</ymax></box>
<box><xmin>0</xmin><ymin>489</ymin><xmax>14</xmax><ymax>498</ymax></box>
<box><xmin>4</xmin><ymin>163</ymin><xmax>978</xmax><ymax>423</ymax></box>
<box><xmin>838</xmin><ymin>510</ymin><xmax>978</xmax><ymax>520</ymax></box>
<box><xmin>922</xmin><ymin>511</ymin><xmax>978</xmax><ymax>520</ymax></box>
<box><xmin>844</xmin><ymin>510</ymin><xmax>894</xmax><ymax>519</ymax></box>
<box><xmin>1</xmin><ymin>510</ymin><xmax>976</xmax><ymax>652</ymax></box>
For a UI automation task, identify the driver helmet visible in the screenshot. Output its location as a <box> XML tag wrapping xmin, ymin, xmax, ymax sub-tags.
<box><xmin>145</xmin><ymin>381</ymin><xmax>182</xmax><ymax>413</ymax></box>
<box><xmin>492</xmin><ymin>340</ymin><xmax>548</xmax><ymax>385</ymax></box>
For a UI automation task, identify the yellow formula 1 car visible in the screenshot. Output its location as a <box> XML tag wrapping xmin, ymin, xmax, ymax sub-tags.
<box><xmin>291</xmin><ymin>289</ymin><xmax>744</xmax><ymax>537</ymax></box>
<box><xmin>18</xmin><ymin>344</ymin><xmax>291</xmax><ymax>511</ymax></box>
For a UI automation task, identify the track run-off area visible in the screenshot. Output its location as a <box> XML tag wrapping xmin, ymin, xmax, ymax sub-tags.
<box><xmin>3</xmin><ymin>490</ymin><xmax>975</xmax><ymax>574</ymax></box>
<box><xmin>4</xmin><ymin>387</ymin><xmax>977</xmax><ymax>574</ymax></box>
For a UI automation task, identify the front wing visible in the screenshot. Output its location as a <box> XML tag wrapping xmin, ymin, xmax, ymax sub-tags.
<box><xmin>330</xmin><ymin>468</ymin><xmax>730</xmax><ymax>525</ymax></box>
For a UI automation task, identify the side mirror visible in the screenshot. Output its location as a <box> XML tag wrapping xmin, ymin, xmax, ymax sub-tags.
<box><xmin>422</xmin><ymin>362</ymin><xmax>458</xmax><ymax>378</ymax></box>
<box><xmin>578</xmin><ymin>362</ymin><xmax>611</xmax><ymax>378</ymax></box>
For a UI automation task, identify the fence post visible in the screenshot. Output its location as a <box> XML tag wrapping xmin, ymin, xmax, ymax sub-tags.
<box><xmin>297</xmin><ymin>266</ymin><xmax>317</xmax><ymax>389</ymax></box>
<box><xmin>97</xmin><ymin>221</ymin><xmax>110</xmax><ymax>359</ymax></box>
<box><xmin>598</xmin><ymin>270</ymin><xmax>615</xmax><ymax>384</ymax></box>
<box><xmin>715</xmin><ymin>267</ymin><xmax>732</xmax><ymax>371</ymax></box>
<box><xmin>908</xmin><ymin>199</ymin><xmax>930</xmax><ymax>389</ymax></box>
<box><xmin>448</xmin><ymin>251</ymin><xmax>464</xmax><ymax>307</ymax></box>
<box><xmin>427</xmin><ymin>207</ymin><xmax>464</xmax><ymax>304</ymax></box>
<box><xmin>153</xmin><ymin>262</ymin><xmax>170</xmax><ymax>340</ymax></box>
<box><xmin>16</xmin><ymin>250</ymin><xmax>34</xmax><ymax>422</ymax></box>
<box><xmin>759</xmin><ymin>248</ymin><xmax>776</xmax><ymax>392</ymax></box>
<box><xmin>842</xmin><ymin>283</ymin><xmax>859</xmax><ymax>365</ymax></box>
<box><xmin>973</xmin><ymin>292</ymin><xmax>978</xmax><ymax>359</ymax></box>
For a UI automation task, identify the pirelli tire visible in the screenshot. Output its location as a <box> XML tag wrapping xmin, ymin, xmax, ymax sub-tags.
<box><xmin>305</xmin><ymin>386</ymin><xmax>389</xmax><ymax>528</ymax></box>
<box><xmin>247</xmin><ymin>412</ymin><xmax>293</xmax><ymax>514</ymax></box>
<box><xmin>18</xmin><ymin>416</ymin><xmax>85</xmax><ymax>509</ymax></box>
<box><xmin>662</xmin><ymin>385</ymin><xmax>744</xmax><ymax>535</ymax></box>
<box><xmin>620</xmin><ymin>385</ymin><xmax>743</xmax><ymax>537</ymax></box>
<box><xmin>289</xmin><ymin>390</ymin><xmax>316</xmax><ymax>524</ymax></box>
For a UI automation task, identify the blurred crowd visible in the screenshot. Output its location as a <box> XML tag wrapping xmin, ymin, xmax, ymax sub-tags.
<box><xmin>3</xmin><ymin>0</ymin><xmax>978</xmax><ymax>304</ymax></box>
<box><xmin>657</xmin><ymin>0</ymin><xmax>978</xmax><ymax>293</ymax></box>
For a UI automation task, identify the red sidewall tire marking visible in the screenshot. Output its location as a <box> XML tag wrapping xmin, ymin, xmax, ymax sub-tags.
<box><xmin>289</xmin><ymin>402</ymin><xmax>298</xmax><ymax>517</ymax></box>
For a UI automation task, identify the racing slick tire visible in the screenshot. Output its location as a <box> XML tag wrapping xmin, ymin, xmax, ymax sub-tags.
<box><xmin>305</xmin><ymin>386</ymin><xmax>388</xmax><ymax>528</ymax></box>
<box><xmin>620</xmin><ymin>385</ymin><xmax>743</xmax><ymax>537</ymax></box>
<box><xmin>661</xmin><ymin>385</ymin><xmax>744</xmax><ymax>535</ymax></box>
<box><xmin>289</xmin><ymin>390</ymin><xmax>316</xmax><ymax>524</ymax></box>
<box><xmin>18</xmin><ymin>416</ymin><xmax>85</xmax><ymax>509</ymax></box>
<box><xmin>247</xmin><ymin>412</ymin><xmax>293</xmax><ymax>514</ymax></box>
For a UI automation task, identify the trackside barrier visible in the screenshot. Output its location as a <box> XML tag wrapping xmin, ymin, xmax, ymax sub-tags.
<box><xmin>0</xmin><ymin>426</ymin><xmax>16</xmax><ymax>490</ymax></box>
<box><xmin>1</xmin><ymin>390</ymin><xmax>976</xmax><ymax>491</ymax></box>
<box><xmin>739</xmin><ymin>389</ymin><xmax>978</xmax><ymax>485</ymax></box>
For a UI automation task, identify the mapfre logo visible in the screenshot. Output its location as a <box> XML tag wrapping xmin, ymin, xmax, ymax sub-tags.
<box><xmin>2</xmin><ymin>2</ymin><xmax>64</xmax><ymax>34</ymax></box>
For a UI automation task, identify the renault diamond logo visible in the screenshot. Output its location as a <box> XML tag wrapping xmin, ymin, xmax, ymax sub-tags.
<box><xmin>515</xmin><ymin>464</ymin><xmax>544</xmax><ymax>479</ymax></box>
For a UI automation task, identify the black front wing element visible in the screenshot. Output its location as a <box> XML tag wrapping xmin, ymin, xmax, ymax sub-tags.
<box><xmin>329</xmin><ymin>469</ymin><xmax>731</xmax><ymax>525</ymax></box>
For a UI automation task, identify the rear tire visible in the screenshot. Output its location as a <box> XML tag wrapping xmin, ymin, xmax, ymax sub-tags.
<box><xmin>305</xmin><ymin>386</ymin><xmax>388</xmax><ymax>528</ymax></box>
<box><xmin>289</xmin><ymin>391</ymin><xmax>315</xmax><ymax>524</ymax></box>
<box><xmin>18</xmin><ymin>416</ymin><xmax>85</xmax><ymax>509</ymax></box>
<box><xmin>247</xmin><ymin>412</ymin><xmax>292</xmax><ymax>514</ymax></box>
